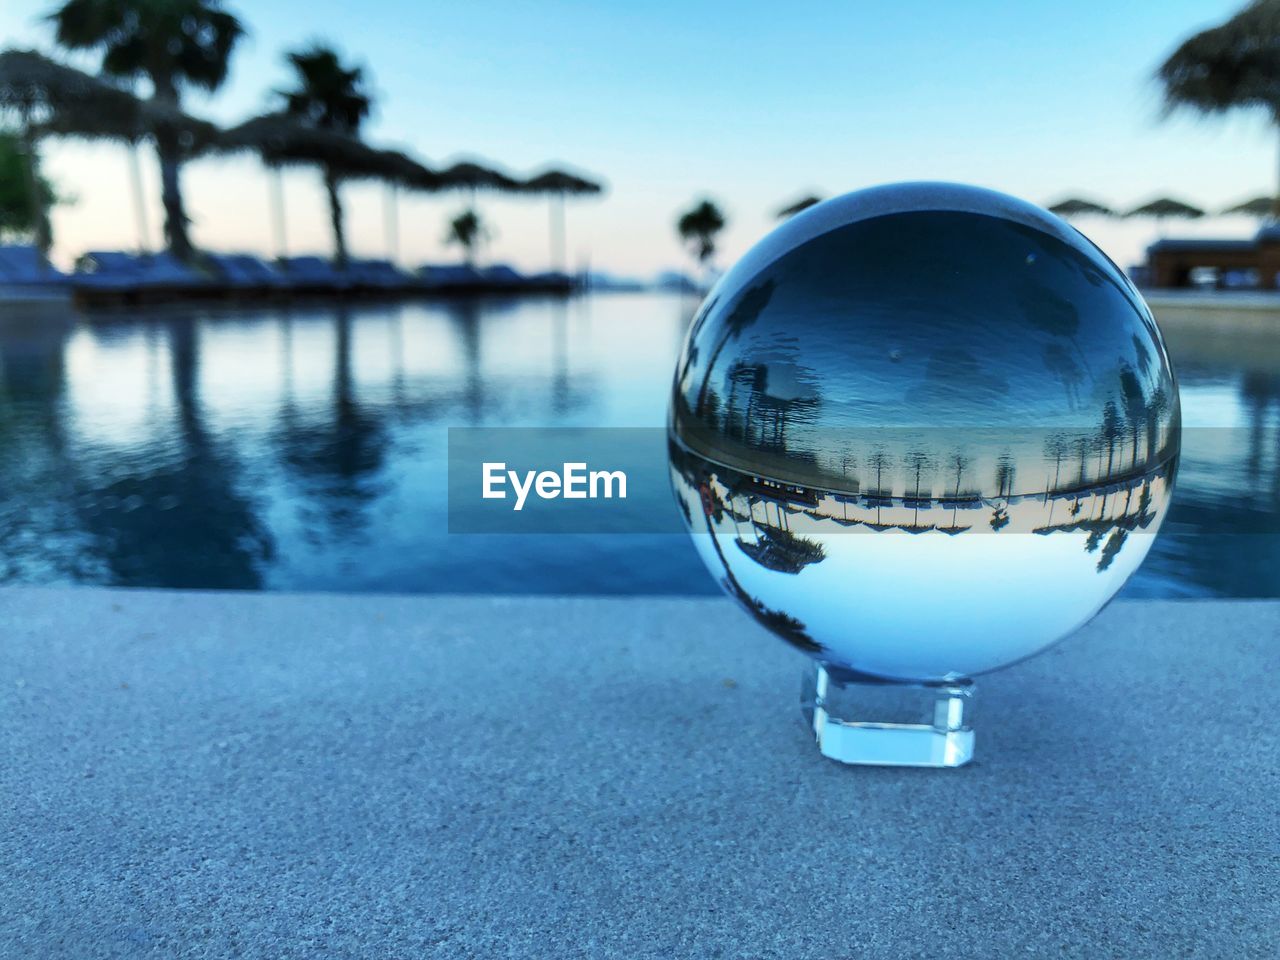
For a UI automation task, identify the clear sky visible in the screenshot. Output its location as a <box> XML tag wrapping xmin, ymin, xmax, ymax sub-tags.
<box><xmin>1</xmin><ymin>0</ymin><xmax>1273</xmax><ymax>275</ymax></box>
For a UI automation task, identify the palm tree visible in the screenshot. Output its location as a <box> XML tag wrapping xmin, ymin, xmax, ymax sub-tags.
<box><xmin>276</xmin><ymin>43</ymin><xmax>373</xmax><ymax>268</ymax></box>
<box><xmin>445</xmin><ymin>208</ymin><xmax>488</xmax><ymax>266</ymax></box>
<box><xmin>0</xmin><ymin>130</ymin><xmax>58</xmax><ymax>244</ymax></box>
<box><xmin>46</xmin><ymin>0</ymin><xmax>245</xmax><ymax>261</ymax></box>
<box><xmin>677</xmin><ymin>198</ymin><xmax>726</xmax><ymax>279</ymax></box>
<box><xmin>1157</xmin><ymin>0</ymin><xmax>1280</xmax><ymax>210</ymax></box>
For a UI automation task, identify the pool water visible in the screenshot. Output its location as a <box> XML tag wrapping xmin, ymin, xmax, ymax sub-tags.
<box><xmin>0</xmin><ymin>292</ymin><xmax>1275</xmax><ymax>596</ymax></box>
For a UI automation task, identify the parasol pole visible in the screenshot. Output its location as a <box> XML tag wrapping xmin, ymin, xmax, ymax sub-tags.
<box><xmin>127</xmin><ymin>143</ymin><xmax>150</xmax><ymax>253</ymax></box>
<box><xmin>269</xmin><ymin>165</ymin><xmax>287</xmax><ymax>259</ymax></box>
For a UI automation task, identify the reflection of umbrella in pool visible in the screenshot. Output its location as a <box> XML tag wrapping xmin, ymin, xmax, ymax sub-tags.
<box><xmin>1125</xmin><ymin>196</ymin><xmax>1205</xmax><ymax>237</ymax></box>
<box><xmin>519</xmin><ymin>167</ymin><xmax>604</xmax><ymax>274</ymax></box>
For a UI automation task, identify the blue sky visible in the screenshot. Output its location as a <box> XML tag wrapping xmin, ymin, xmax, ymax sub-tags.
<box><xmin>1</xmin><ymin>0</ymin><xmax>1272</xmax><ymax>274</ymax></box>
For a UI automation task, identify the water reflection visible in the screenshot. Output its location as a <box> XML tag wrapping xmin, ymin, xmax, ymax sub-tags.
<box><xmin>0</xmin><ymin>295</ymin><xmax>626</xmax><ymax>590</ymax></box>
<box><xmin>0</xmin><ymin>288</ymin><xmax>1274</xmax><ymax>597</ymax></box>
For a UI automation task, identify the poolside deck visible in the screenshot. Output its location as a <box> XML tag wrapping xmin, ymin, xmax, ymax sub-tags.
<box><xmin>1</xmin><ymin>588</ymin><xmax>1276</xmax><ymax>958</ymax></box>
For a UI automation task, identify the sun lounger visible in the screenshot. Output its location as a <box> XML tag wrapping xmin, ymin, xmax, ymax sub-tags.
<box><xmin>418</xmin><ymin>263</ymin><xmax>486</xmax><ymax>290</ymax></box>
<box><xmin>0</xmin><ymin>245</ymin><xmax>71</xmax><ymax>302</ymax></box>
<box><xmin>277</xmin><ymin>256</ymin><xmax>352</xmax><ymax>294</ymax></box>
<box><xmin>204</xmin><ymin>253</ymin><xmax>286</xmax><ymax>293</ymax></box>
<box><xmin>348</xmin><ymin>259</ymin><xmax>415</xmax><ymax>293</ymax></box>
<box><xmin>72</xmin><ymin>251</ymin><xmax>213</xmax><ymax>302</ymax></box>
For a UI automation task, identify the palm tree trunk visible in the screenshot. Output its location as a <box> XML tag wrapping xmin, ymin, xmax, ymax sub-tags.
<box><xmin>324</xmin><ymin>166</ymin><xmax>348</xmax><ymax>269</ymax></box>
<box><xmin>153</xmin><ymin>129</ymin><xmax>193</xmax><ymax>261</ymax></box>
<box><xmin>18</xmin><ymin>122</ymin><xmax>51</xmax><ymax>270</ymax></box>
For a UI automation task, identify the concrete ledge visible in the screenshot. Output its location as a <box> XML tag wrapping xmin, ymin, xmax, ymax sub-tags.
<box><xmin>1147</xmin><ymin>291</ymin><xmax>1280</xmax><ymax>336</ymax></box>
<box><xmin>1</xmin><ymin>589</ymin><xmax>1277</xmax><ymax>958</ymax></box>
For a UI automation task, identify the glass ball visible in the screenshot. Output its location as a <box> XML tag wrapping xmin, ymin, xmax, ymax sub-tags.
<box><xmin>669</xmin><ymin>182</ymin><xmax>1180</xmax><ymax>683</ymax></box>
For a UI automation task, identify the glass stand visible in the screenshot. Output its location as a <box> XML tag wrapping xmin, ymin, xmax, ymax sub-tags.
<box><xmin>801</xmin><ymin>662</ymin><xmax>975</xmax><ymax>768</ymax></box>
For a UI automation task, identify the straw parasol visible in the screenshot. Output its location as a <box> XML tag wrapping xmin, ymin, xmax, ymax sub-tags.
<box><xmin>438</xmin><ymin>159</ymin><xmax>520</xmax><ymax>193</ymax></box>
<box><xmin>0</xmin><ymin>48</ymin><xmax>151</xmax><ymax>258</ymax></box>
<box><xmin>40</xmin><ymin>92</ymin><xmax>219</xmax><ymax>254</ymax></box>
<box><xmin>217</xmin><ymin>112</ymin><xmax>405</xmax><ymax>259</ymax></box>
<box><xmin>1125</xmin><ymin>197</ymin><xmax>1205</xmax><ymax>237</ymax></box>
<box><xmin>519</xmin><ymin>167</ymin><xmax>604</xmax><ymax>273</ymax></box>
<box><xmin>1047</xmin><ymin>197</ymin><xmax>1115</xmax><ymax>218</ymax></box>
<box><xmin>776</xmin><ymin>195</ymin><xmax>822</xmax><ymax>219</ymax></box>
<box><xmin>1222</xmin><ymin>195</ymin><xmax>1278</xmax><ymax>219</ymax></box>
<box><xmin>369</xmin><ymin>148</ymin><xmax>441</xmax><ymax>261</ymax></box>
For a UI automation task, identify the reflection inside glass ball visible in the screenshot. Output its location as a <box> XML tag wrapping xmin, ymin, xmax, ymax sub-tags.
<box><xmin>669</xmin><ymin>183</ymin><xmax>1180</xmax><ymax>683</ymax></box>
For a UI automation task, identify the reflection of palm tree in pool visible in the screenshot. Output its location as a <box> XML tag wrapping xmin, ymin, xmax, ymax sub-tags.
<box><xmin>692</xmin><ymin>280</ymin><xmax>775</xmax><ymax>419</ymax></box>
<box><xmin>722</xmin><ymin>361</ymin><xmax>763</xmax><ymax>440</ymax></box>
<box><xmin>1146</xmin><ymin>384</ymin><xmax>1171</xmax><ymax>466</ymax></box>
<box><xmin>1240</xmin><ymin>370</ymin><xmax>1280</xmax><ymax>490</ymax></box>
<box><xmin>1100</xmin><ymin>401</ymin><xmax>1121</xmax><ymax>477</ymax></box>
<box><xmin>1119</xmin><ymin>365</ymin><xmax>1148</xmax><ymax>471</ymax></box>
<box><xmin>274</xmin><ymin>306</ymin><xmax>391</xmax><ymax>536</ymax></box>
<box><xmin>943</xmin><ymin>451</ymin><xmax>972</xmax><ymax>531</ymax></box>
<box><xmin>0</xmin><ymin>318</ymin><xmax>77</xmax><ymax>578</ymax></box>
<box><xmin>903</xmin><ymin>449</ymin><xmax>934</xmax><ymax>529</ymax></box>
<box><xmin>75</xmin><ymin>314</ymin><xmax>272</xmax><ymax>587</ymax></box>
<box><xmin>446</xmin><ymin>300</ymin><xmax>486</xmax><ymax>422</ymax></box>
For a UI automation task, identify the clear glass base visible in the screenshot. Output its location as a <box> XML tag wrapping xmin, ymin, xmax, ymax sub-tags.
<box><xmin>801</xmin><ymin>663</ymin><xmax>975</xmax><ymax>768</ymax></box>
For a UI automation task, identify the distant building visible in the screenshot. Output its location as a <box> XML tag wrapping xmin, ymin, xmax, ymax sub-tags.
<box><xmin>1145</xmin><ymin>226</ymin><xmax>1280</xmax><ymax>290</ymax></box>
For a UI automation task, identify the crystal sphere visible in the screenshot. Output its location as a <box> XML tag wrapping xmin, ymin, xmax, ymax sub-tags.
<box><xmin>669</xmin><ymin>182</ymin><xmax>1180</xmax><ymax>683</ymax></box>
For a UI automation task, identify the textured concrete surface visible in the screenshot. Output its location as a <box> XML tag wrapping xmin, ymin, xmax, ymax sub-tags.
<box><xmin>1</xmin><ymin>588</ymin><xmax>1277</xmax><ymax>959</ymax></box>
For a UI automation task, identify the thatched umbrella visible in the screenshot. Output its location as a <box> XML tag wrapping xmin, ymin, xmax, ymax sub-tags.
<box><xmin>0</xmin><ymin>48</ymin><xmax>147</xmax><ymax>261</ymax></box>
<box><xmin>1157</xmin><ymin>1</ymin><xmax>1280</xmax><ymax>199</ymax></box>
<box><xmin>776</xmin><ymin>195</ymin><xmax>822</xmax><ymax>219</ymax></box>
<box><xmin>368</xmin><ymin>147</ymin><xmax>441</xmax><ymax>262</ymax></box>
<box><xmin>217</xmin><ymin>112</ymin><xmax>399</xmax><ymax>260</ymax></box>
<box><xmin>430</xmin><ymin>159</ymin><xmax>520</xmax><ymax>268</ymax></box>
<box><xmin>1223</xmin><ymin>194</ymin><xmax>1278</xmax><ymax>220</ymax></box>
<box><xmin>520</xmin><ymin>167</ymin><xmax>603</xmax><ymax>272</ymax></box>
<box><xmin>1126</xmin><ymin>196</ymin><xmax>1205</xmax><ymax>237</ymax></box>
<box><xmin>41</xmin><ymin>94</ymin><xmax>218</xmax><ymax>255</ymax></box>
<box><xmin>1047</xmin><ymin>197</ymin><xmax>1115</xmax><ymax>218</ymax></box>
<box><xmin>438</xmin><ymin>159</ymin><xmax>519</xmax><ymax>194</ymax></box>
